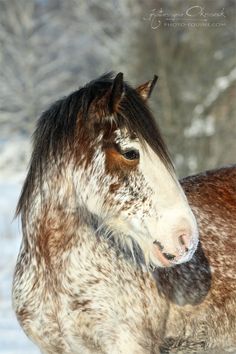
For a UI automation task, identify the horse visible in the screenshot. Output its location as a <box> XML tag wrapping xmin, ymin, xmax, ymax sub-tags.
<box><xmin>13</xmin><ymin>72</ymin><xmax>236</xmax><ymax>354</ymax></box>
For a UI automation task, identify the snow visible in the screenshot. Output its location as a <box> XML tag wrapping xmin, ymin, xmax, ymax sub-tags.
<box><xmin>0</xmin><ymin>182</ymin><xmax>40</xmax><ymax>354</ymax></box>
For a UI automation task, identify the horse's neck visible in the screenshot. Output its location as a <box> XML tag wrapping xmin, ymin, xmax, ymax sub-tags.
<box><xmin>21</xmin><ymin>184</ymin><xmax>96</xmax><ymax>267</ymax></box>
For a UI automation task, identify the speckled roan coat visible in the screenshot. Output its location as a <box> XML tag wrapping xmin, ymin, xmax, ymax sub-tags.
<box><xmin>13</xmin><ymin>74</ymin><xmax>236</xmax><ymax>354</ymax></box>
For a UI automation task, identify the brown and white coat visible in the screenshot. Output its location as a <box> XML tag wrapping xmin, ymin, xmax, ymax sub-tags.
<box><xmin>13</xmin><ymin>73</ymin><xmax>236</xmax><ymax>353</ymax></box>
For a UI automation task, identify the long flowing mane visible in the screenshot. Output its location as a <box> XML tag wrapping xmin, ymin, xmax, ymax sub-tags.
<box><xmin>16</xmin><ymin>72</ymin><xmax>173</xmax><ymax>215</ymax></box>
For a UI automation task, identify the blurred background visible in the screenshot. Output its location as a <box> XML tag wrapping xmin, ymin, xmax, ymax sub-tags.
<box><xmin>0</xmin><ymin>0</ymin><xmax>235</xmax><ymax>352</ymax></box>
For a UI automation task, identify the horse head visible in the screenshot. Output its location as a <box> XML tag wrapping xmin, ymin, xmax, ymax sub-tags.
<box><xmin>17</xmin><ymin>72</ymin><xmax>199</xmax><ymax>269</ymax></box>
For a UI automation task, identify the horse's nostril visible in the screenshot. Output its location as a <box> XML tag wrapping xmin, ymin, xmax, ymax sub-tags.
<box><xmin>162</xmin><ymin>252</ymin><xmax>176</xmax><ymax>261</ymax></box>
<box><xmin>179</xmin><ymin>234</ymin><xmax>189</xmax><ymax>252</ymax></box>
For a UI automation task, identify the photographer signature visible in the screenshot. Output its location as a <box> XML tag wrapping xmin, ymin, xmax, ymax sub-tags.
<box><xmin>143</xmin><ymin>6</ymin><xmax>226</xmax><ymax>29</ymax></box>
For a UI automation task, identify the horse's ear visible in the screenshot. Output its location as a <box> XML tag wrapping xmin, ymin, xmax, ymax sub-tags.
<box><xmin>136</xmin><ymin>75</ymin><xmax>158</xmax><ymax>101</ymax></box>
<box><xmin>108</xmin><ymin>72</ymin><xmax>124</xmax><ymax>113</ymax></box>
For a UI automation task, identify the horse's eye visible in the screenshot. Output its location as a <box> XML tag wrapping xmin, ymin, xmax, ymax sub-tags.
<box><xmin>122</xmin><ymin>149</ymin><xmax>140</xmax><ymax>160</ymax></box>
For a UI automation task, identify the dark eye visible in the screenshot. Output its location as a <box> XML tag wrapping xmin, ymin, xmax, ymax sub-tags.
<box><xmin>122</xmin><ymin>149</ymin><xmax>140</xmax><ymax>160</ymax></box>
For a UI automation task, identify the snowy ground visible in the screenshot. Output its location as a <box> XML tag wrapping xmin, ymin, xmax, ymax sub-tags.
<box><xmin>0</xmin><ymin>181</ymin><xmax>40</xmax><ymax>354</ymax></box>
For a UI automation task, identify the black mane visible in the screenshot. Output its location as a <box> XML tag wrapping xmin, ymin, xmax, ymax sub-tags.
<box><xmin>16</xmin><ymin>72</ymin><xmax>173</xmax><ymax>215</ymax></box>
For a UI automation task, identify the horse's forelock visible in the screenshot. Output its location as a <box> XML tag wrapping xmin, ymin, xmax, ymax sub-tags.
<box><xmin>117</xmin><ymin>87</ymin><xmax>174</xmax><ymax>172</ymax></box>
<box><xmin>82</xmin><ymin>74</ymin><xmax>174</xmax><ymax>174</ymax></box>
